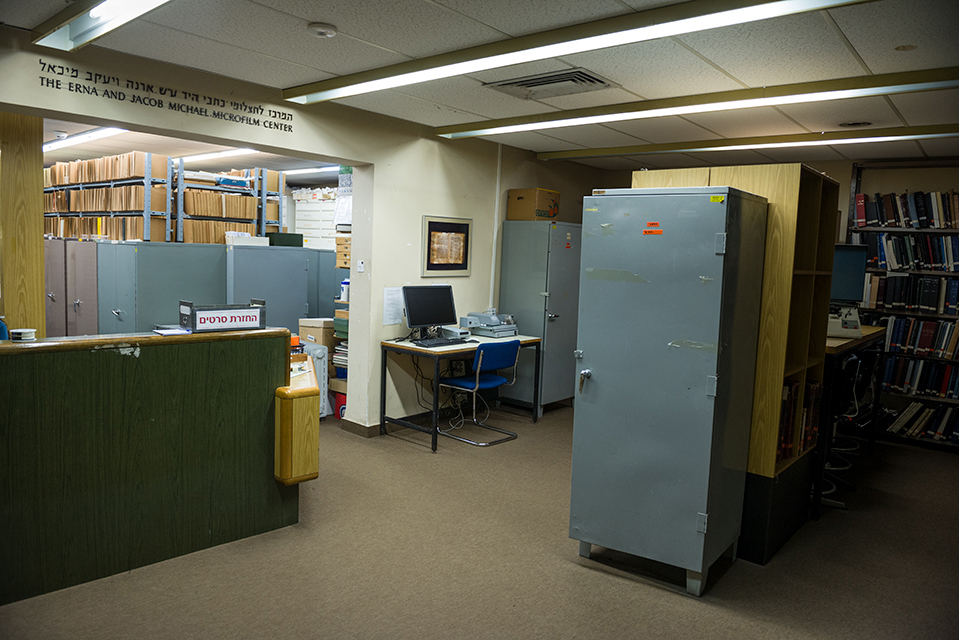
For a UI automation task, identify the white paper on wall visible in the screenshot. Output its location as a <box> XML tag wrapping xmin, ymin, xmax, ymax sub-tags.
<box><xmin>383</xmin><ymin>287</ymin><xmax>404</xmax><ymax>326</ymax></box>
<box><xmin>334</xmin><ymin>195</ymin><xmax>352</xmax><ymax>226</ymax></box>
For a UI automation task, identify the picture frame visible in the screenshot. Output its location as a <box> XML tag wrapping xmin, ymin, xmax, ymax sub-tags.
<box><xmin>422</xmin><ymin>215</ymin><xmax>472</xmax><ymax>277</ymax></box>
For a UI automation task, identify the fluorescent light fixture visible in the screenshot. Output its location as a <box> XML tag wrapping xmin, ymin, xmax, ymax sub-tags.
<box><xmin>33</xmin><ymin>0</ymin><xmax>175</xmax><ymax>51</ymax></box>
<box><xmin>174</xmin><ymin>149</ymin><xmax>261</xmax><ymax>164</ymax></box>
<box><xmin>439</xmin><ymin>77</ymin><xmax>959</xmax><ymax>139</ymax></box>
<box><xmin>284</xmin><ymin>166</ymin><xmax>341</xmax><ymax>175</ymax></box>
<box><xmin>285</xmin><ymin>0</ymin><xmax>871</xmax><ymax>104</ymax></box>
<box><xmin>535</xmin><ymin>125</ymin><xmax>959</xmax><ymax>161</ymax></box>
<box><xmin>42</xmin><ymin>127</ymin><xmax>128</xmax><ymax>153</ymax></box>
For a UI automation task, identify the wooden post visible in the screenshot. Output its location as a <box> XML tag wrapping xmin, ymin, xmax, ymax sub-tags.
<box><xmin>0</xmin><ymin>111</ymin><xmax>44</xmax><ymax>337</ymax></box>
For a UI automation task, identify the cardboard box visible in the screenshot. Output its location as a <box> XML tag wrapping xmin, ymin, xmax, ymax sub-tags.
<box><xmin>334</xmin><ymin>308</ymin><xmax>349</xmax><ymax>319</ymax></box>
<box><xmin>299</xmin><ymin>318</ymin><xmax>334</xmax><ymax>346</ymax></box>
<box><xmin>266</xmin><ymin>170</ymin><xmax>283</xmax><ymax>193</ymax></box>
<box><xmin>506</xmin><ymin>188</ymin><xmax>561</xmax><ymax>221</ymax></box>
<box><xmin>265</xmin><ymin>201</ymin><xmax>280</xmax><ymax>222</ymax></box>
<box><xmin>335</xmin><ymin>235</ymin><xmax>351</xmax><ymax>246</ymax></box>
<box><xmin>336</xmin><ymin>256</ymin><xmax>350</xmax><ymax>269</ymax></box>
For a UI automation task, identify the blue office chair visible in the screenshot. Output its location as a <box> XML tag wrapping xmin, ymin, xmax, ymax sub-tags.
<box><xmin>438</xmin><ymin>340</ymin><xmax>521</xmax><ymax>447</ymax></box>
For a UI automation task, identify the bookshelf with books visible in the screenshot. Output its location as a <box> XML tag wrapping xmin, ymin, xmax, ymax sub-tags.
<box><xmin>848</xmin><ymin>160</ymin><xmax>959</xmax><ymax>451</ymax></box>
<box><xmin>632</xmin><ymin>163</ymin><xmax>840</xmax><ymax>564</ymax></box>
<box><xmin>43</xmin><ymin>151</ymin><xmax>173</xmax><ymax>241</ymax></box>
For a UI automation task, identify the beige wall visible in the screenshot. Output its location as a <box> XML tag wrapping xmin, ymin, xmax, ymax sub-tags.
<box><xmin>0</xmin><ymin>26</ymin><xmax>605</xmax><ymax>428</ymax></box>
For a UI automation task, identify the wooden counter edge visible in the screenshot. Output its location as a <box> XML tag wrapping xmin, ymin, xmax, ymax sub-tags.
<box><xmin>0</xmin><ymin>328</ymin><xmax>291</xmax><ymax>356</ymax></box>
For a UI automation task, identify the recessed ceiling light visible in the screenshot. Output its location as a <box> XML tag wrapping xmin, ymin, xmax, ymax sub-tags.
<box><xmin>284</xmin><ymin>166</ymin><xmax>340</xmax><ymax>175</ymax></box>
<box><xmin>42</xmin><ymin>127</ymin><xmax>128</xmax><ymax>153</ymax></box>
<box><xmin>33</xmin><ymin>0</ymin><xmax>175</xmax><ymax>51</ymax></box>
<box><xmin>173</xmin><ymin>149</ymin><xmax>261</xmax><ymax>164</ymax></box>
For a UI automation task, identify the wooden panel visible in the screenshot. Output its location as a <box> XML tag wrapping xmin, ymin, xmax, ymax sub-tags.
<box><xmin>0</xmin><ymin>333</ymin><xmax>296</xmax><ymax>605</ymax></box>
<box><xmin>275</xmin><ymin>358</ymin><xmax>320</xmax><ymax>485</ymax></box>
<box><xmin>630</xmin><ymin>167</ymin><xmax>711</xmax><ymax>189</ymax></box>
<box><xmin>793</xmin><ymin>170</ymin><xmax>823</xmax><ymax>271</ymax></box>
<box><xmin>0</xmin><ymin>112</ymin><xmax>45</xmax><ymax>337</ymax></box>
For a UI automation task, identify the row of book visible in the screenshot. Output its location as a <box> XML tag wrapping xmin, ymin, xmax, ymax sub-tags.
<box><xmin>44</xmin><ymin>152</ymin><xmax>169</xmax><ymax>187</ymax></box>
<box><xmin>776</xmin><ymin>381</ymin><xmax>822</xmax><ymax>464</ymax></box>
<box><xmin>43</xmin><ymin>216</ymin><xmax>168</xmax><ymax>242</ymax></box>
<box><xmin>181</xmin><ymin>219</ymin><xmax>256</xmax><ymax>244</ymax></box>
<box><xmin>853</xmin><ymin>232</ymin><xmax>958</xmax><ymax>273</ymax></box>
<box><xmin>880</xmin><ymin>356</ymin><xmax>957</xmax><ymax>399</ymax></box>
<box><xmin>886</xmin><ymin>402</ymin><xmax>957</xmax><ymax>442</ymax></box>
<box><xmin>883</xmin><ymin>318</ymin><xmax>957</xmax><ymax>359</ymax></box>
<box><xmin>43</xmin><ymin>185</ymin><xmax>169</xmax><ymax>214</ymax></box>
<box><xmin>853</xmin><ymin>191</ymin><xmax>958</xmax><ymax>229</ymax></box>
<box><xmin>332</xmin><ymin>342</ymin><xmax>348</xmax><ymax>378</ymax></box>
<box><xmin>181</xmin><ymin>189</ymin><xmax>258</xmax><ymax>220</ymax></box>
<box><xmin>860</xmin><ymin>274</ymin><xmax>958</xmax><ymax>316</ymax></box>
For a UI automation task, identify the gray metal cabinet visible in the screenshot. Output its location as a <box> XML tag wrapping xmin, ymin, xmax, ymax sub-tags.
<box><xmin>498</xmin><ymin>221</ymin><xmax>581</xmax><ymax>410</ymax></box>
<box><xmin>65</xmin><ymin>240</ymin><xmax>98</xmax><ymax>336</ymax></box>
<box><xmin>97</xmin><ymin>243</ymin><xmax>137</xmax><ymax>333</ymax></box>
<box><xmin>44</xmin><ymin>239</ymin><xmax>67</xmax><ymax>337</ymax></box>
<box><xmin>569</xmin><ymin>187</ymin><xmax>767</xmax><ymax>596</ymax></box>
<box><xmin>227</xmin><ymin>246</ymin><xmax>311</xmax><ymax>334</ymax></box>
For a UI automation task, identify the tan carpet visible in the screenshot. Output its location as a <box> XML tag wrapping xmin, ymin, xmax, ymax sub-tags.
<box><xmin>0</xmin><ymin>407</ymin><xmax>956</xmax><ymax>639</ymax></box>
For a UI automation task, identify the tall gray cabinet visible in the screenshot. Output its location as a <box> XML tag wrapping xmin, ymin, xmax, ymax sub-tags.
<box><xmin>498</xmin><ymin>221</ymin><xmax>581</xmax><ymax>412</ymax></box>
<box><xmin>569</xmin><ymin>187</ymin><xmax>767</xmax><ymax>596</ymax></box>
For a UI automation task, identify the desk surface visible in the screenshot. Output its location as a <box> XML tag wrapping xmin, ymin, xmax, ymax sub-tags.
<box><xmin>825</xmin><ymin>325</ymin><xmax>885</xmax><ymax>355</ymax></box>
<box><xmin>382</xmin><ymin>334</ymin><xmax>541</xmax><ymax>356</ymax></box>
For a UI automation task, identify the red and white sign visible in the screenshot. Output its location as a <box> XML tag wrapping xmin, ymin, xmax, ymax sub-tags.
<box><xmin>194</xmin><ymin>308</ymin><xmax>261</xmax><ymax>330</ymax></box>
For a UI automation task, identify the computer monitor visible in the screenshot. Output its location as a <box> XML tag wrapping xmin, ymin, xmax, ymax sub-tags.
<box><xmin>402</xmin><ymin>285</ymin><xmax>457</xmax><ymax>330</ymax></box>
<box><xmin>830</xmin><ymin>244</ymin><xmax>867</xmax><ymax>305</ymax></box>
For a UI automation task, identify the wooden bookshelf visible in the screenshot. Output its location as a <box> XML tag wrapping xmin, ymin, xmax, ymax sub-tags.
<box><xmin>631</xmin><ymin>163</ymin><xmax>840</xmax><ymax>564</ymax></box>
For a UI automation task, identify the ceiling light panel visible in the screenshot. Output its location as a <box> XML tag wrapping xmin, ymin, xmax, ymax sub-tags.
<box><xmin>676</xmin><ymin>12</ymin><xmax>866</xmax><ymax>86</ymax></box>
<box><xmin>33</xmin><ymin>0</ymin><xmax>175</xmax><ymax>51</ymax></box>
<box><xmin>828</xmin><ymin>0</ymin><xmax>959</xmax><ymax>74</ymax></box>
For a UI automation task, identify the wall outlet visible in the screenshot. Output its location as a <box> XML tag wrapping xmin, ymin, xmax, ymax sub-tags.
<box><xmin>356</xmin><ymin>259</ymin><xmax>365</xmax><ymax>273</ymax></box>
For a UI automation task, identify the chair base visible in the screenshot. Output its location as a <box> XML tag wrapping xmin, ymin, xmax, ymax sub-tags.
<box><xmin>439</xmin><ymin>421</ymin><xmax>517</xmax><ymax>447</ymax></box>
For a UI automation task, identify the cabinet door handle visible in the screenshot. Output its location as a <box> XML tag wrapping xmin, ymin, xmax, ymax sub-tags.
<box><xmin>74</xmin><ymin>299</ymin><xmax>82</xmax><ymax>312</ymax></box>
<box><xmin>47</xmin><ymin>292</ymin><xmax>56</xmax><ymax>301</ymax></box>
<box><xmin>579</xmin><ymin>369</ymin><xmax>592</xmax><ymax>393</ymax></box>
<box><xmin>111</xmin><ymin>309</ymin><xmax>124</xmax><ymax>317</ymax></box>
<box><xmin>548</xmin><ymin>313</ymin><xmax>560</xmax><ymax>319</ymax></box>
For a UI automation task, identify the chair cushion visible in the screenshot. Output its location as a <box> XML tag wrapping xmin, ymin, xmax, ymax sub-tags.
<box><xmin>440</xmin><ymin>373</ymin><xmax>508</xmax><ymax>390</ymax></box>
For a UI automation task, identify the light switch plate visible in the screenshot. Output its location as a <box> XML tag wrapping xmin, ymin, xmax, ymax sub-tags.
<box><xmin>356</xmin><ymin>259</ymin><xmax>365</xmax><ymax>273</ymax></box>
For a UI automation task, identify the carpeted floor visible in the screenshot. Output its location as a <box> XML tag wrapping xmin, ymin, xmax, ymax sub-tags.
<box><xmin>0</xmin><ymin>406</ymin><xmax>956</xmax><ymax>639</ymax></box>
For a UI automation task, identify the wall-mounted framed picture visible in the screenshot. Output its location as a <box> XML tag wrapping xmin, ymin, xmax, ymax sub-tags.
<box><xmin>422</xmin><ymin>215</ymin><xmax>472</xmax><ymax>277</ymax></box>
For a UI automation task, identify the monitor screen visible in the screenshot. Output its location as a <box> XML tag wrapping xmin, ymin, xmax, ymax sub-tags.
<box><xmin>402</xmin><ymin>285</ymin><xmax>458</xmax><ymax>328</ymax></box>
<box><xmin>831</xmin><ymin>244</ymin><xmax>867</xmax><ymax>304</ymax></box>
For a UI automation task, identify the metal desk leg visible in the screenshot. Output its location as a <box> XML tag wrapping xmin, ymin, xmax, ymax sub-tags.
<box><xmin>380</xmin><ymin>345</ymin><xmax>387</xmax><ymax>436</ymax></box>
<box><xmin>431</xmin><ymin>356</ymin><xmax>440</xmax><ymax>452</ymax></box>
<box><xmin>531</xmin><ymin>341</ymin><xmax>541</xmax><ymax>423</ymax></box>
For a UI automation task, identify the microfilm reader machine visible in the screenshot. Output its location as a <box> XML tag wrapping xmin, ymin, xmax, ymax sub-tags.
<box><xmin>460</xmin><ymin>309</ymin><xmax>519</xmax><ymax>338</ymax></box>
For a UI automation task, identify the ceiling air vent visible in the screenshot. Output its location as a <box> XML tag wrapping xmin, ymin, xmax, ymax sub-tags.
<box><xmin>484</xmin><ymin>68</ymin><xmax>619</xmax><ymax>100</ymax></box>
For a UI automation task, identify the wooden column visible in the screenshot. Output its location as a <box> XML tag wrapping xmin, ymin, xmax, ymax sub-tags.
<box><xmin>0</xmin><ymin>111</ymin><xmax>44</xmax><ymax>337</ymax></box>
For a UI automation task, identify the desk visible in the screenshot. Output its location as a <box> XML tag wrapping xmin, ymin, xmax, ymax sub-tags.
<box><xmin>813</xmin><ymin>325</ymin><xmax>886</xmax><ymax>518</ymax></box>
<box><xmin>380</xmin><ymin>335</ymin><xmax>542</xmax><ymax>451</ymax></box>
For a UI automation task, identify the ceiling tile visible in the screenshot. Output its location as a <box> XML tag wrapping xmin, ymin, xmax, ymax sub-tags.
<box><xmin>394</xmin><ymin>76</ymin><xmax>561</xmax><ymax>120</ymax></box>
<box><xmin>478</xmin><ymin>132</ymin><xmax>586</xmax><ymax>153</ymax></box>
<box><xmin>629</xmin><ymin>154</ymin><xmax>710</xmax><ymax>169</ymax></box>
<box><xmin>95</xmin><ymin>21</ymin><xmax>336</xmax><ymax>89</ymax></box>
<box><xmin>466</xmin><ymin>61</ymin><xmax>576</xmax><ymax>84</ymax></box>
<box><xmin>889</xmin><ymin>89</ymin><xmax>960</xmax><ymax>126</ymax></box>
<box><xmin>918</xmin><ymin>137</ymin><xmax>960</xmax><ymax>158</ymax></box>
<box><xmin>334</xmin><ymin>91</ymin><xmax>483</xmax><ymax>127</ymax></box>
<box><xmin>540</xmin><ymin>124</ymin><xmax>647</xmax><ymax>148</ymax></box>
<box><xmin>0</xmin><ymin>0</ymin><xmax>65</xmax><ymax>30</ymax></box>
<box><xmin>683</xmin><ymin>107</ymin><xmax>810</xmax><ymax>138</ymax></box>
<box><xmin>573</xmin><ymin>156</ymin><xmax>647</xmax><ymax>171</ymax></box>
<box><xmin>538</xmin><ymin>87</ymin><xmax>645</xmax><ymax>111</ymax></box>
<box><xmin>678</xmin><ymin>12</ymin><xmax>865</xmax><ymax>86</ymax></box>
<box><xmin>138</xmin><ymin>0</ymin><xmax>408</xmax><ymax>77</ymax></box>
<box><xmin>829</xmin><ymin>0</ymin><xmax>959</xmax><ymax>74</ymax></box>
<box><xmin>604</xmin><ymin>117</ymin><xmax>719</xmax><ymax>144</ymax></box>
<box><xmin>777</xmin><ymin>96</ymin><xmax>903</xmax><ymax>132</ymax></box>
<box><xmin>250</xmin><ymin>0</ymin><xmax>505</xmax><ymax>57</ymax></box>
<box><xmin>558</xmin><ymin>38</ymin><xmax>745</xmax><ymax>99</ymax></box>
<box><xmin>752</xmin><ymin>146</ymin><xmax>847</xmax><ymax>163</ymax></box>
<box><xmin>431</xmin><ymin>0</ymin><xmax>629</xmax><ymax>37</ymax></box>
<box><xmin>836</xmin><ymin>139</ymin><xmax>927</xmax><ymax>160</ymax></box>
<box><xmin>684</xmin><ymin>149</ymin><xmax>778</xmax><ymax>166</ymax></box>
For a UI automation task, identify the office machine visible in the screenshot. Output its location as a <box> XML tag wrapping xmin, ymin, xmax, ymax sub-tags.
<box><xmin>460</xmin><ymin>309</ymin><xmax>519</xmax><ymax>338</ymax></box>
<box><xmin>440</xmin><ymin>325</ymin><xmax>469</xmax><ymax>339</ymax></box>
<box><xmin>569</xmin><ymin>187</ymin><xmax>768</xmax><ymax>596</ymax></box>
<box><xmin>827</xmin><ymin>244</ymin><xmax>867</xmax><ymax>339</ymax></box>
<box><xmin>498</xmin><ymin>221</ymin><xmax>582</xmax><ymax>411</ymax></box>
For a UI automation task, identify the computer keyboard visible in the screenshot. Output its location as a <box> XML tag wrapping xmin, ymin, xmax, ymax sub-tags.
<box><xmin>411</xmin><ymin>336</ymin><xmax>469</xmax><ymax>348</ymax></box>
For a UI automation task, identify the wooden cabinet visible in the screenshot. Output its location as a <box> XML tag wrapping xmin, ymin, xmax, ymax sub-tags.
<box><xmin>631</xmin><ymin>163</ymin><xmax>840</xmax><ymax>563</ymax></box>
<box><xmin>275</xmin><ymin>355</ymin><xmax>321</xmax><ymax>485</ymax></box>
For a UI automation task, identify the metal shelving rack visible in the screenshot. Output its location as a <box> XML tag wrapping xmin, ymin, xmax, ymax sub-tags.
<box><xmin>174</xmin><ymin>161</ymin><xmax>284</xmax><ymax>241</ymax></box>
<box><xmin>43</xmin><ymin>153</ymin><xmax>173</xmax><ymax>241</ymax></box>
